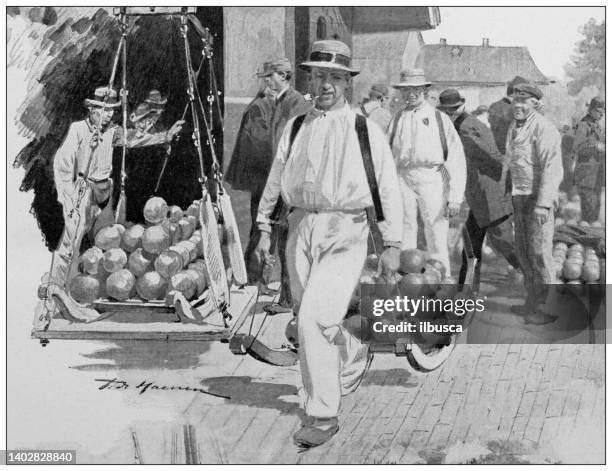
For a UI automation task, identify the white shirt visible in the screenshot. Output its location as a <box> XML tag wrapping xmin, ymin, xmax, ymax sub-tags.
<box><xmin>388</xmin><ymin>102</ymin><xmax>467</xmax><ymax>204</ymax></box>
<box><xmin>257</xmin><ymin>103</ymin><xmax>403</xmax><ymax>244</ymax></box>
<box><xmin>53</xmin><ymin>119</ymin><xmax>168</xmax><ymax>208</ymax></box>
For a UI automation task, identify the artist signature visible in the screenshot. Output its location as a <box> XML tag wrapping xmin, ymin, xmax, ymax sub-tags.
<box><xmin>95</xmin><ymin>378</ymin><xmax>229</xmax><ymax>399</ymax></box>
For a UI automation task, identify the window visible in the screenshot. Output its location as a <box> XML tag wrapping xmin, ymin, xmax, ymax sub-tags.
<box><xmin>316</xmin><ymin>17</ymin><xmax>327</xmax><ymax>40</ymax></box>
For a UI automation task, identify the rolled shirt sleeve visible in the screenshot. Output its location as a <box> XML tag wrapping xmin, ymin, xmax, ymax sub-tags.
<box><xmin>367</xmin><ymin>120</ymin><xmax>403</xmax><ymax>245</ymax></box>
<box><xmin>442</xmin><ymin>114</ymin><xmax>467</xmax><ymax>204</ymax></box>
<box><xmin>53</xmin><ymin>123</ymin><xmax>80</xmax><ymax>207</ymax></box>
<box><xmin>114</xmin><ymin>127</ymin><xmax>169</xmax><ymax>148</ymax></box>
<box><xmin>256</xmin><ymin>117</ymin><xmax>293</xmax><ymax>231</ymax></box>
<box><xmin>535</xmin><ymin>123</ymin><xmax>563</xmax><ymax>208</ymax></box>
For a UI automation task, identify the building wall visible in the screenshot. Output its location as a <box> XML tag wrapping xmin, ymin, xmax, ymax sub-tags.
<box><xmin>353</xmin><ymin>31</ymin><xmax>422</xmax><ymax>106</ymax></box>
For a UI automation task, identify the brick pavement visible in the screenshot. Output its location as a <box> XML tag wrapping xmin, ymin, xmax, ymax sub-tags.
<box><xmin>168</xmin><ymin>277</ymin><xmax>605</xmax><ymax>464</ymax></box>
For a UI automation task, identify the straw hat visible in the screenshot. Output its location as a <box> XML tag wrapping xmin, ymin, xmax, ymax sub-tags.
<box><xmin>299</xmin><ymin>40</ymin><xmax>360</xmax><ymax>76</ymax></box>
<box><xmin>392</xmin><ymin>69</ymin><xmax>432</xmax><ymax>88</ymax></box>
<box><xmin>83</xmin><ymin>86</ymin><xmax>121</xmax><ymax>108</ymax></box>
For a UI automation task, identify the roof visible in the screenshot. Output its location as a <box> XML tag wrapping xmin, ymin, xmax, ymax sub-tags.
<box><xmin>416</xmin><ymin>43</ymin><xmax>549</xmax><ymax>86</ymax></box>
<box><xmin>350</xmin><ymin>7</ymin><xmax>440</xmax><ymax>33</ymax></box>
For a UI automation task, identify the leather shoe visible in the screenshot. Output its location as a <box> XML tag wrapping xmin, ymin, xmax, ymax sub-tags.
<box><xmin>293</xmin><ymin>417</ymin><xmax>339</xmax><ymax>448</ymax></box>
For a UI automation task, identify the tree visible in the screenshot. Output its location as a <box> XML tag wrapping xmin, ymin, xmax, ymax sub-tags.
<box><xmin>564</xmin><ymin>18</ymin><xmax>605</xmax><ymax>96</ymax></box>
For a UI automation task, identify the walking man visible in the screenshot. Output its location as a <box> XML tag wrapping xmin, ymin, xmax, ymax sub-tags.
<box><xmin>227</xmin><ymin>59</ymin><xmax>311</xmax><ymax>310</ymax></box>
<box><xmin>255</xmin><ymin>40</ymin><xmax>402</xmax><ymax>447</ymax></box>
<box><xmin>388</xmin><ymin>69</ymin><xmax>466</xmax><ymax>275</ymax></box>
<box><xmin>573</xmin><ymin>96</ymin><xmax>605</xmax><ymax>222</ymax></box>
<box><xmin>437</xmin><ymin>89</ymin><xmax>520</xmax><ymax>289</ymax></box>
<box><xmin>506</xmin><ymin>83</ymin><xmax>563</xmax><ymax>324</ymax></box>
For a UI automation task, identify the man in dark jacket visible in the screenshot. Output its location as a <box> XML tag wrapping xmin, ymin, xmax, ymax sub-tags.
<box><xmin>488</xmin><ymin>76</ymin><xmax>528</xmax><ymax>154</ymax></box>
<box><xmin>226</xmin><ymin>59</ymin><xmax>311</xmax><ymax>309</ymax></box>
<box><xmin>438</xmin><ymin>89</ymin><xmax>520</xmax><ymax>289</ymax></box>
<box><xmin>573</xmin><ymin>96</ymin><xmax>605</xmax><ymax>222</ymax></box>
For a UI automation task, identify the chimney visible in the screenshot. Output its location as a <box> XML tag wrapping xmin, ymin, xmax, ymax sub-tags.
<box><xmin>440</xmin><ymin>38</ymin><xmax>447</xmax><ymax>46</ymax></box>
<box><xmin>482</xmin><ymin>38</ymin><xmax>490</xmax><ymax>47</ymax></box>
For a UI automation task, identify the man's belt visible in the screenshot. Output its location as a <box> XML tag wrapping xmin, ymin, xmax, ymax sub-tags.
<box><xmin>289</xmin><ymin>207</ymin><xmax>367</xmax><ymax>215</ymax></box>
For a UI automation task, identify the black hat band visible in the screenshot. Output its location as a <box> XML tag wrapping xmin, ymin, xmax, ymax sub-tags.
<box><xmin>309</xmin><ymin>51</ymin><xmax>351</xmax><ymax>68</ymax></box>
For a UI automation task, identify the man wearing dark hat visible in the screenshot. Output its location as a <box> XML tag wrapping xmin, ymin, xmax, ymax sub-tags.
<box><xmin>254</xmin><ymin>40</ymin><xmax>402</xmax><ymax>447</ymax></box>
<box><xmin>50</xmin><ymin>86</ymin><xmax>183</xmax><ymax>294</ymax></box>
<box><xmin>506</xmin><ymin>83</ymin><xmax>563</xmax><ymax>324</ymax></box>
<box><xmin>388</xmin><ymin>68</ymin><xmax>466</xmax><ymax>275</ymax></box>
<box><xmin>573</xmin><ymin>96</ymin><xmax>605</xmax><ymax>222</ymax></box>
<box><xmin>121</xmin><ymin>92</ymin><xmax>183</xmax><ymax>224</ymax></box>
<box><xmin>488</xmin><ymin>76</ymin><xmax>529</xmax><ymax>153</ymax></box>
<box><xmin>438</xmin><ymin>89</ymin><xmax>520</xmax><ymax>289</ymax></box>
<box><xmin>227</xmin><ymin>58</ymin><xmax>311</xmax><ymax>309</ymax></box>
<box><xmin>357</xmin><ymin>83</ymin><xmax>392</xmax><ymax>131</ymax></box>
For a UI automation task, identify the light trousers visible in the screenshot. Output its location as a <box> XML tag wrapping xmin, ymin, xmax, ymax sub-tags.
<box><xmin>286</xmin><ymin>208</ymin><xmax>370</xmax><ymax>418</ymax></box>
<box><xmin>398</xmin><ymin>167</ymin><xmax>451</xmax><ymax>274</ymax></box>
<box><xmin>50</xmin><ymin>183</ymin><xmax>114</xmax><ymax>288</ymax></box>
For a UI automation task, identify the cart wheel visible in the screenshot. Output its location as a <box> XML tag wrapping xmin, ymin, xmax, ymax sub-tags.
<box><xmin>406</xmin><ymin>335</ymin><xmax>456</xmax><ymax>372</ymax></box>
<box><xmin>40</xmin><ymin>338</ymin><xmax>50</xmax><ymax>347</ymax></box>
<box><xmin>229</xmin><ymin>334</ymin><xmax>247</xmax><ymax>355</ymax></box>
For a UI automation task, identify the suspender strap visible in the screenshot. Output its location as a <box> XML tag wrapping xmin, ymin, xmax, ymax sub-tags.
<box><xmin>355</xmin><ymin>114</ymin><xmax>385</xmax><ymax>223</ymax></box>
<box><xmin>359</xmin><ymin>103</ymin><xmax>370</xmax><ymax>118</ymax></box>
<box><xmin>288</xmin><ymin>114</ymin><xmax>307</xmax><ymax>155</ymax></box>
<box><xmin>435</xmin><ymin>109</ymin><xmax>448</xmax><ymax>161</ymax></box>
<box><xmin>388</xmin><ymin>110</ymin><xmax>403</xmax><ymax>147</ymax></box>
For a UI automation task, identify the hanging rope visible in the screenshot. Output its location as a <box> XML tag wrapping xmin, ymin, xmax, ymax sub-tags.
<box><xmin>115</xmin><ymin>9</ymin><xmax>129</xmax><ymax>224</ymax></box>
<box><xmin>153</xmin><ymin>48</ymin><xmax>207</xmax><ymax>194</ymax></box>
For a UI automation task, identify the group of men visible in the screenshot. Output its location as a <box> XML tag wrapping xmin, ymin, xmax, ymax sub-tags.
<box><xmin>223</xmin><ymin>39</ymin><xmax>579</xmax><ymax>447</ymax></box>
<box><xmin>45</xmin><ymin>37</ymin><xmax>602</xmax><ymax>448</ymax></box>
<box><xmin>47</xmin><ymin>87</ymin><xmax>184</xmax><ymax>299</ymax></box>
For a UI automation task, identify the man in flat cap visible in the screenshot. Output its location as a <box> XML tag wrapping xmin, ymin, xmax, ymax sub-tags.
<box><xmin>388</xmin><ymin>69</ymin><xmax>466</xmax><ymax>275</ymax></box>
<box><xmin>506</xmin><ymin>83</ymin><xmax>563</xmax><ymax>324</ymax></box>
<box><xmin>47</xmin><ymin>87</ymin><xmax>183</xmax><ymax>310</ymax></box>
<box><xmin>438</xmin><ymin>89</ymin><xmax>520</xmax><ymax>289</ymax></box>
<box><xmin>573</xmin><ymin>96</ymin><xmax>605</xmax><ymax>222</ymax></box>
<box><xmin>488</xmin><ymin>76</ymin><xmax>529</xmax><ymax>154</ymax></box>
<box><xmin>357</xmin><ymin>83</ymin><xmax>392</xmax><ymax>131</ymax></box>
<box><xmin>228</xmin><ymin>58</ymin><xmax>311</xmax><ymax>310</ymax></box>
<box><xmin>254</xmin><ymin>40</ymin><xmax>402</xmax><ymax>447</ymax></box>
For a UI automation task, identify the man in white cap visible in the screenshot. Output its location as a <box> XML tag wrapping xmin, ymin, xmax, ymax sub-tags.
<box><xmin>357</xmin><ymin>83</ymin><xmax>392</xmax><ymax>131</ymax></box>
<box><xmin>388</xmin><ymin>69</ymin><xmax>466</xmax><ymax>275</ymax></box>
<box><xmin>254</xmin><ymin>40</ymin><xmax>402</xmax><ymax>447</ymax></box>
<box><xmin>49</xmin><ymin>86</ymin><xmax>184</xmax><ymax>297</ymax></box>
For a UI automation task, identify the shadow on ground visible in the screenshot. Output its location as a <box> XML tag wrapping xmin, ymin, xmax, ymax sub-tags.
<box><xmin>71</xmin><ymin>340</ymin><xmax>213</xmax><ymax>371</ymax></box>
<box><xmin>200</xmin><ymin>375</ymin><xmax>300</xmax><ymax>415</ymax></box>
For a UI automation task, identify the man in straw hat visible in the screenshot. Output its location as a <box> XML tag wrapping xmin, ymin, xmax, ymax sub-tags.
<box><xmin>388</xmin><ymin>69</ymin><xmax>466</xmax><ymax>275</ymax></box>
<box><xmin>506</xmin><ymin>82</ymin><xmax>563</xmax><ymax>324</ymax></box>
<box><xmin>437</xmin><ymin>89</ymin><xmax>519</xmax><ymax>289</ymax></box>
<box><xmin>254</xmin><ymin>40</ymin><xmax>402</xmax><ymax>447</ymax></box>
<box><xmin>573</xmin><ymin>96</ymin><xmax>605</xmax><ymax>222</ymax></box>
<box><xmin>357</xmin><ymin>83</ymin><xmax>392</xmax><ymax>131</ymax></box>
<box><xmin>122</xmin><ymin>91</ymin><xmax>184</xmax><ymax>224</ymax></box>
<box><xmin>49</xmin><ymin>86</ymin><xmax>183</xmax><ymax>293</ymax></box>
